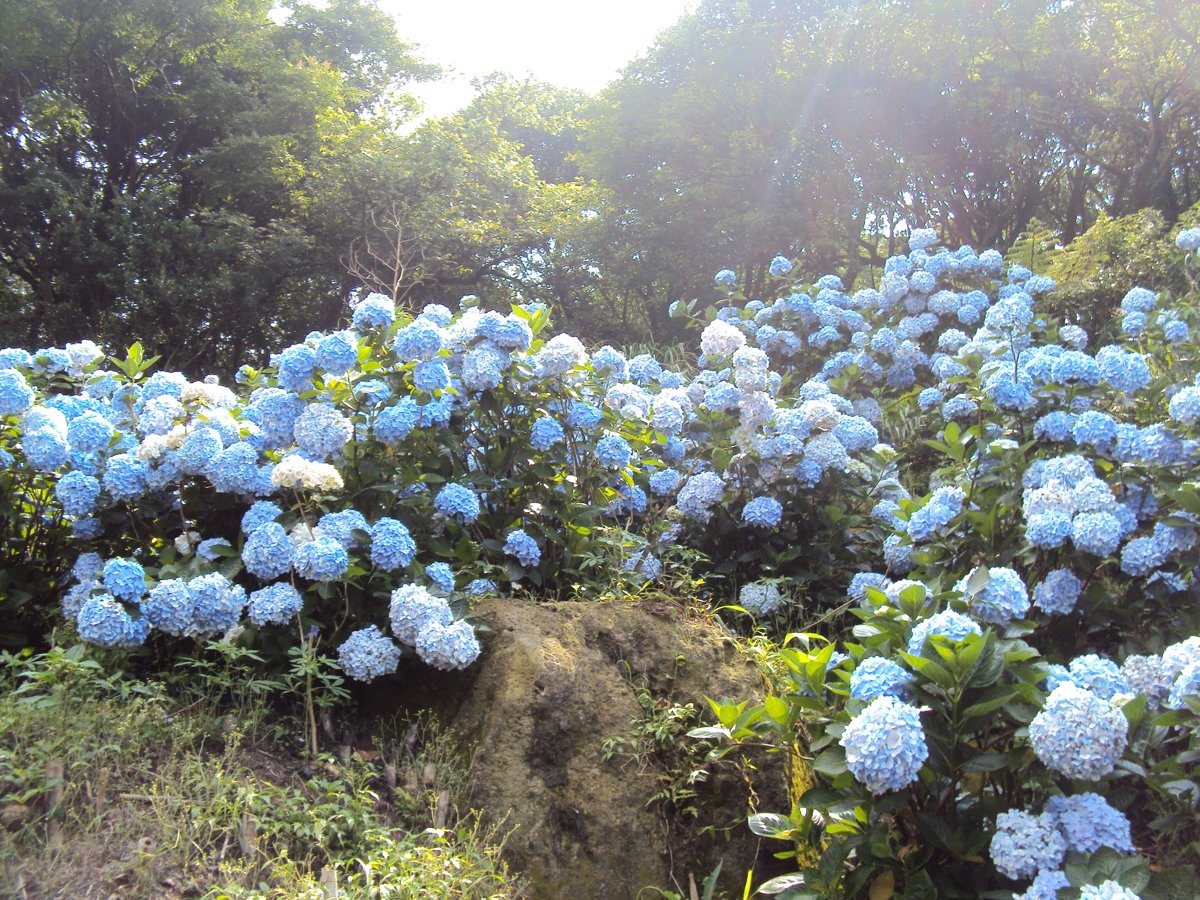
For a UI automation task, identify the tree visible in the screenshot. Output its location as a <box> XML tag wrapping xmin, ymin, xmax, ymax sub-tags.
<box><xmin>0</xmin><ymin>0</ymin><xmax>431</xmax><ymax>374</ymax></box>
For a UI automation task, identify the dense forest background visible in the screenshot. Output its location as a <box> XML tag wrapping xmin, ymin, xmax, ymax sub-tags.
<box><xmin>2</xmin><ymin>0</ymin><xmax>1198</xmax><ymax>375</ymax></box>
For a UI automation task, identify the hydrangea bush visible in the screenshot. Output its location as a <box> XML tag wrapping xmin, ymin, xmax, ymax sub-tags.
<box><xmin>3</xmin><ymin>201</ymin><xmax>1200</xmax><ymax>896</ymax></box>
<box><xmin>690</xmin><ymin>222</ymin><xmax>1200</xmax><ymax>898</ymax></box>
<box><xmin>0</xmin><ymin>274</ymin><xmax>882</xmax><ymax>678</ymax></box>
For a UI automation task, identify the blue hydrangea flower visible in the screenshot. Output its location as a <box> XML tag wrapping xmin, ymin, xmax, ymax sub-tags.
<box><xmin>144</xmin><ymin>578</ymin><xmax>194</xmax><ymax>636</ymax></box>
<box><xmin>941</xmin><ymin>396</ymin><xmax>977</xmax><ymax>421</ymax></box>
<box><xmin>1016</xmin><ymin>869</ymin><xmax>1070</xmax><ymax>900</ymax></box>
<box><xmin>1073</xmin><ymin>410</ymin><xmax>1117</xmax><ymax>447</ymax></box>
<box><xmin>434</xmin><ymin>483</ymin><xmax>481</xmax><ymax>524</ymax></box>
<box><xmin>177</xmin><ymin>428</ymin><xmax>224</xmax><ymax>475</ymax></box>
<box><xmin>188</xmin><ymin>572</ymin><xmax>247</xmax><ymax>635</ymax></box>
<box><xmin>850</xmin><ymin>657</ymin><xmax>913</xmax><ymax>701</ymax></box>
<box><xmin>478</xmin><ymin>313</ymin><xmax>532</xmax><ymax>350</ymax></box>
<box><xmin>243</xmin><ymin>523</ymin><xmax>296</xmax><ymax>579</ymax></box>
<box><xmin>466</xmin><ymin>578</ymin><xmax>496</xmax><ymax>596</ymax></box>
<box><xmin>989</xmin><ymin>809</ymin><xmax>1067</xmax><ymax>880</ymax></box>
<box><xmin>72</xmin><ymin>552</ymin><xmax>105</xmax><ymax>585</ymax></box>
<box><xmin>293</xmin><ymin>402</ymin><xmax>353</xmax><ymax>459</ymax></box>
<box><xmin>374</xmin><ymin>397</ymin><xmax>421</xmax><ymax>444</ymax></box>
<box><xmin>738</xmin><ymin>582</ymin><xmax>782</xmax><ymax>615</ymax></box>
<box><xmin>503</xmin><ymin>528</ymin><xmax>541</xmax><ymax>566</ymax></box>
<box><xmin>315</xmin><ymin>330</ymin><xmax>358</xmax><ymax>376</ymax></box>
<box><xmin>594</xmin><ymin>434</ymin><xmax>633</xmax><ymax>469</ymax></box>
<box><xmin>848</xmin><ymin>572</ymin><xmax>889</xmax><ymax>604</ymax></box>
<box><xmin>462</xmin><ymin>342</ymin><xmax>508</xmax><ymax>390</ymax></box>
<box><xmin>1045</xmin><ymin>793</ymin><xmax>1134</xmax><ymax>854</ymax></box>
<box><xmin>55</xmin><ymin>471</ymin><xmax>101</xmax><ymax>517</ymax></box>
<box><xmin>1178</xmin><ymin>227</ymin><xmax>1200</xmax><ymax>252</ymax></box>
<box><xmin>0</xmin><ymin>349</ymin><xmax>34</xmax><ymax>370</ymax></box>
<box><xmin>294</xmin><ymin>537</ymin><xmax>349</xmax><ymax>581</ymax></box>
<box><xmin>393</xmin><ymin>321</ymin><xmax>443</xmax><ymax>362</ymax></box>
<box><xmin>530</xmin><ymin>416</ymin><xmax>565</xmax><ymax>450</ymax></box>
<box><xmin>1071</xmin><ymin>512</ymin><xmax>1122</xmax><ymax>556</ymax></box>
<box><xmin>1120</xmin><ymin>286</ymin><xmax>1156</xmax><ymax>313</ymax></box>
<box><xmin>554</xmin><ymin>403</ymin><xmax>598</xmax><ymax>438</ymax></box>
<box><xmin>197</xmin><ymin>537</ymin><xmax>233</xmax><ymax>562</ymax></box>
<box><xmin>768</xmin><ymin>255</ymin><xmax>792</xmax><ymax>277</ymax></box>
<box><xmin>241</xmin><ymin>500</ymin><xmax>282</xmax><ymax>535</ymax></box>
<box><xmin>1027</xmin><ymin>513</ymin><xmax>1075</xmax><ymax>549</ymax></box>
<box><xmin>65</xmin><ymin>411</ymin><xmax>114</xmax><ymax>453</ymax></box>
<box><xmin>205</xmin><ymin>441</ymin><xmax>260</xmax><ymax>494</ymax></box>
<box><xmin>648</xmin><ymin>468</ymin><xmax>681</xmax><ymax>496</ymax></box>
<box><xmin>338</xmin><ymin>625</ymin><xmax>401</xmax><ymax>682</ymax></box>
<box><xmin>1168</xmin><ymin>385</ymin><xmax>1200</xmax><ymax>425</ymax></box>
<box><xmin>714</xmin><ymin>268</ymin><xmax>737</xmax><ymax>286</ymax></box>
<box><xmin>77</xmin><ymin>595</ymin><xmax>150</xmax><ymax>648</ymax></box>
<box><xmin>677</xmin><ymin>471</ymin><xmax>725</xmax><ymax>522</ymax></box>
<box><xmin>244</xmin><ymin>582</ymin><xmax>303</xmax><ymax>626</ymax></box>
<box><xmin>102</xmin><ymin>557</ymin><xmax>146</xmax><ymax>601</ymax></box>
<box><xmin>370</xmin><ymin>517</ymin><xmax>416</xmax><ymax>570</ymax></box>
<box><xmin>1033</xmin><ymin>569</ymin><xmax>1082</xmax><ymax>614</ymax></box>
<box><xmin>907</xmin><ymin>609</ymin><xmax>982</xmax><ymax>655</ymax></box>
<box><xmin>317</xmin><ymin>509</ymin><xmax>369</xmax><ymax>549</ymax></box>
<box><xmin>882</xmin><ymin>534</ymin><xmax>912</xmax><ymax>574</ymax></box>
<box><xmin>1078</xmin><ymin>881</ymin><xmax>1140</xmax><ymax>899</ymax></box>
<box><xmin>1166</xmin><ymin>660</ymin><xmax>1200</xmax><ymax>710</ymax></box>
<box><xmin>414</xmin><ymin>620</ymin><xmax>481</xmax><ymax>670</ymax></box>
<box><xmin>840</xmin><ymin>696</ymin><xmax>928</xmax><ymax>794</ymax></box>
<box><xmin>426</xmin><ymin>561</ymin><xmax>455</xmax><ymax>594</ymax></box>
<box><xmin>351</xmin><ymin>294</ymin><xmax>395</xmax><ymax>330</ymax></box>
<box><xmin>412</xmin><ymin>359</ymin><xmax>450</xmax><ymax>392</ymax></box>
<box><xmin>1067</xmin><ymin>654</ymin><xmax>1129</xmax><ymax>700</ymax></box>
<box><xmin>958</xmin><ymin>566</ymin><xmax>1029</xmax><ymax>625</ymax></box>
<box><xmin>23</xmin><ymin>427</ymin><xmax>70</xmax><ymax>471</ymax></box>
<box><xmin>389</xmin><ymin>584</ymin><xmax>452</xmax><ymax>644</ymax></box>
<box><xmin>590</xmin><ymin>345</ymin><xmax>628</xmax><ymax>379</ymax></box>
<box><xmin>0</xmin><ymin>369</ymin><xmax>35</xmax><ymax>416</ymax></box>
<box><xmin>275</xmin><ymin>344</ymin><xmax>318</xmax><ymax>392</ymax></box>
<box><xmin>1029</xmin><ymin>683</ymin><xmax>1128</xmax><ymax>780</ymax></box>
<box><xmin>907</xmin><ymin>486</ymin><xmax>964</xmax><ymax>542</ymax></box>
<box><xmin>742</xmin><ymin>496</ymin><xmax>783</xmax><ymax>527</ymax></box>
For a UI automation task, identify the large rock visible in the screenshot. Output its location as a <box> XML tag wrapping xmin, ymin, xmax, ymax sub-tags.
<box><xmin>445</xmin><ymin>598</ymin><xmax>788</xmax><ymax>899</ymax></box>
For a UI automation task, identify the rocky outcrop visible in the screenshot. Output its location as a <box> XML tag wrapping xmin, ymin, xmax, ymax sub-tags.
<box><xmin>443</xmin><ymin>598</ymin><xmax>788</xmax><ymax>899</ymax></box>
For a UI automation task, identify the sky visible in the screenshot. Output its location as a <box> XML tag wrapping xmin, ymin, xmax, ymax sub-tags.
<box><xmin>379</xmin><ymin>0</ymin><xmax>699</xmax><ymax>118</ymax></box>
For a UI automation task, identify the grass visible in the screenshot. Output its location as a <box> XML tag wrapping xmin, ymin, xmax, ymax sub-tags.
<box><xmin>0</xmin><ymin>644</ymin><xmax>521</xmax><ymax>899</ymax></box>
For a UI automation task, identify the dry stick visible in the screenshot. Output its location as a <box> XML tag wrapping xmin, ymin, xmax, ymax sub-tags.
<box><xmin>93</xmin><ymin>766</ymin><xmax>109</xmax><ymax>819</ymax></box>
<box><xmin>319</xmin><ymin>866</ymin><xmax>339</xmax><ymax>899</ymax></box>
<box><xmin>44</xmin><ymin>760</ymin><xmax>65</xmax><ymax>852</ymax></box>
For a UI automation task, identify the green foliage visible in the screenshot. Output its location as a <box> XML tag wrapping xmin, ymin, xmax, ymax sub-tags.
<box><xmin>0</xmin><ymin>648</ymin><xmax>517</xmax><ymax>898</ymax></box>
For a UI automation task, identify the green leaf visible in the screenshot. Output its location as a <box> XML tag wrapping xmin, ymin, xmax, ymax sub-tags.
<box><xmin>756</xmin><ymin>873</ymin><xmax>807</xmax><ymax>895</ymax></box>
<box><xmin>960</xmin><ymin>752</ymin><xmax>1008</xmax><ymax>773</ymax></box>
<box><xmin>747</xmin><ymin>813</ymin><xmax>796</xmax><ymax>839</ymax></box>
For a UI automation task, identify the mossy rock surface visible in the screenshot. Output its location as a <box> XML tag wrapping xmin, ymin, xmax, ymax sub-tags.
<box><xmin>441</xmin><ymin>598</ymin><xmax>788</xmax><ymax>899</ymax></box>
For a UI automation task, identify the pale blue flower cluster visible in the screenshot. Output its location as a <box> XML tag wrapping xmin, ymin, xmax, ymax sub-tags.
<box><xmin>337</xmin><ymin>625</ymin><xmax>401</xmax><ymax>682</ymax></box>
<box><xmin>738</xmin><ymin>581</ymin><xmax>782</xmax><ymax>615</ymax></box>
<box><xmin>906</xmin><ymin>486</ymin><xmax>963</xmax><ymax>541</ymax></box>
<box><xmin>957</xmin><ymin>566</ymin><xmax>1029</xmax><ymax>625</ymax></box>
<box><xmin>907</xmin><ymin>609</ymin><xmax>982</xmax><ymax>655</ymax></box>
<box><xmin>1079</xmin><ymin>882</ymin><xmax>1140</xmax><ymax>899</ymax></box>
<box><xmin>247</xmin><ymin>582</ymin><xmax>304</xmax><ymax>626</ymax></box>
<box><xmin>434</xmin><ymin>483</ymin><xmax>481</xmax><ymax>524</ymax></box>
<box><xmin>1044</xmin><ymin>793</ymin><xmax>1134</xmax><ymax>854</ymax></box>
<box><xmin>849</xmin><ymin>657</ymin><xmax>913</xmax><ymax>701</ymax></box>
<box><xmin>503</xmin><ymin>529</ymin><xmax>541</xmax><ymax>566</ymax></box>
<box><xmin>1029</xmin><ymin>683</ymin><xmax>1128</xmax><ymax>780</ymax></box>
<box><xmin>742</xmin><ymin>495</ymin><xmax>782</xmax><ymax>527</ymax></box>
<box><xmin>840</xmin><ymin>695</ymin><xmax>928</xmax><ymax>794</ymax></box>
<box><xmin>989</xmin><ymin>809</ymin><xmax>1067</xmax><ymax>880</ymax></box>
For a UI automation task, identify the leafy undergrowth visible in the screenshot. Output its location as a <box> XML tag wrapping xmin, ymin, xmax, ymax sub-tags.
<box><xmin>0</xmin><ymin>646</ymin><xmax>520</xmax><ymax>899</ymax></box>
